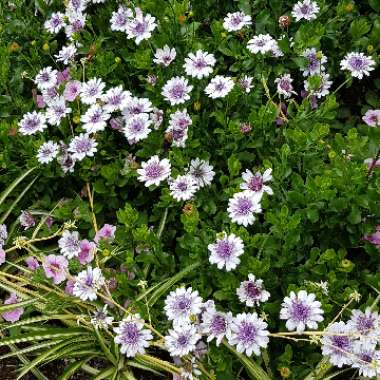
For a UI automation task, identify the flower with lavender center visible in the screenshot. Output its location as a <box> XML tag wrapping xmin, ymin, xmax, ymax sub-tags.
<box><xmin>205</xmin><ymin>76</ymin><xmax>234</xmax><ymax>99</ymax></box>
<box><xmin>201</xmin><ymin>303</ymin><xmax>233</xmax><ymax>346</ymax></box>
<box><xmin>19</xmin><ymin>111</ymin><xmax>47</xmax><ymax>135</ymax></box>
<box><xmin>184</xmin><ymin>50</ymin><xmax>216</xmax><ymax>79</ymax></box>
<box><xmin>73</xmin><ymin>266</ymin><xmax>105</xmax><ymax>301</ymax></box>
<box><xmin>63</xmin><ymin>80</ymin><xmax>82</xmax><ymax>102</ymax></box>
<box><xmin>239</xmin><ymin>76</ymin><xmax>254</xmax><ymax>93</ymax></box>
<box><xmin>169</xmin><ymin>175</ymin><xmax>198</xmax><ymax>202</ymax></box>
<box><xmin>46</xmin><ymin>97</ymin><xmax>72</xmax><ymax>126</ymax></box>
<box><xmin>302</xmin><ymin>48</ymin><xmax>327</xmax><ymax>76</ymax></box>
<box><xmin>91</xmin><ymin>305</ymin><xmax>114</xmax><ymax>329</ymax></box>
<box><xmin>280</xmin><ymin>290</ymin><xmax>324</xmax><ymax>333</ymax></box>
<box><xmin>227</xmin><ymin>191</ymin><xmax>262</xmax><ymax>226</ymax></box>
<box><xmin>55</xmin><ymin>44</ymin><xmax>77</xmax><ymax>65</ymax></box>
<box><xmin>208</xmin><ymin>233</ymin><xmax>244</xmax><ymax>271</ymax></box>
<box><xmin>275</xmin><ymin>74</ymin><xmax>296</xmax><ymax>98</ymax></box>
<box><xmin>164</xmin><ymin>287</ymin><xmax>203</xmax><ymax>323</ymax></box>
<box><xmin>42</xmin><ymin>254</ymin><xmax>68</xmax><ymax>285</ymax></box>
<box><xmin>321</xmin><ymin>321</ymin><xmax>354</xmax><ymax>367</ymax></box>
<box><xmin>102</xmin><ymin>86</ymin><xmax>131</xmax><ymax>113</ymax></box>
<box><xmin>58</xmin><ymin>230</ymin><xmax>81</xmax><ymax>259</ymax></box>
<box><xmin>347</xmin><ymin>307</ymin><xmax>380</xmax><ymax>344</ymax></box>
<box><xmin>137</xmin><ymin>155</ymin><xmax>171</xmax><ymax>187</ymax></box>
<box><xmin>188</xmin><ymin>158</ymin><xmax>215</xmax><ymax>188</ymax></box>
<box><xmin>68</xmin><ymin>134</ymin><xmax>98</xmax><ymax>161</ymax></box>
<box><xmin>25</xmin><ymin>256</ymin><xmax>40</xmax><ymax>271</ymax></box>
<box><xmin>110</xmin><ymin>6</ymin><xmax>133</xmax><ymax>32</ymax></box>
<box><xmin>240</xmin><ymin>168</ymin><xmax>273</xmax><ymax>197</ymax></box>
<box><xmin>162</xmin><ymin>76</ymin><xmax>193</xmax><ymax>106</ymax></box>
<box><xmin>35</xmin><ymin>67</ymin><xmax>58</xmax><ymax>90</ymax></box>
<box><xmin>150</xmin><ymin>108</ymin><xmax>164</xmax><ymax>129</ymax></box>
<box><xmin>122</xmin><ymin>97</ymin><xmax>153</xmax><ymax>118</ymax></box>
<box><xmin>124</xmin><ymin>113</ymin><xmax>152</xmax><ymax>144</ymax></box>
<box><xmin>80</xmin><ymin>78</ymin><xmax>106</xmax><ymax>105</ymax></box>
<box><xmin>114</xmin><ymin>314</ymin><xmax>153</xmax><ymax>357</ymax></box>
<box><xmin>228</xmin><ymin>312</ymin><xmax>269</xmax><ymax>356</ymax></box>
<box><xmin>81</xmin><ymin>104</ymin><xmax>110</xmax><ymax>134</ymax></box>
<box><xmin>351</xmin><ymin>341</ymin><xmax>380</xmax><ymax>378</ymax></box>
<box><xmin>340</xmin><ymin>52</ymin><xmax>375</xmax><ymax>80</ymax></box>
<box><xmin>165</xmin><ymin>323</ymin><xmax>201</xmax><ymax>357</ymax></box>
<box><xmin>44</xmin><ymin>12</ymin><xmax>65</xmax><ymax>34</ymax></box>
<box><xmin>153</xmin><ymin>45</ymin><xmax>176</xmax><ymax>67</ymax></box>
<box><xmin>19</xmin><ymin>210</ymin><xmax>35</xmax><ymax>230</ymax></box>
<box><xmin>223</xmin><ymin>11</ymin><xmax>252</xmax><ymax>32</ymax></box>
<box><xmin>304</xmin><ymin>73</ymin><xmax>332</xmax><ymax>98</ymax></box>
<box><xmin>291</xmin><ymin>0</ymin><xmax>320</xmax><ymax>22</ymax></box>
<box><xmin>237</xmin><ymin>274</ymin><xmax>270</xmax><ymax>307</ymax></box>
<box><xmin>247</xmin><ymin>34</ymin><xmax>277</xmax><ymax>55</ymax></box>
<box><xmin>125</xmin><ymin>8</ymin><xmax>157</xmax><ymax>45</ymax></box>
<box><xmin>362</xmin><ymin>109</ymin><xmax>380</xmax><ymax>127</ymax></box>
<box><xmin>1</xmin><ymin>293</ymin><xmax>24</xmax><ymax>323</ymax></box>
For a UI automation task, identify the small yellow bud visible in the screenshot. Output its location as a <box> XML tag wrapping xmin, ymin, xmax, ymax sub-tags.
<box><xmin>182</xmin><ymin>203</ymin><xmax>194</xmax><ymax>216</ymax></box>
<box><xmin>345</xmin><ymin>3</ymin><xmax>354</xmax><ymax>12</ymax></box>
<box><xmin>341</xmin><ymin>259</ymin><xmax>352</xmax><ymax>268</ymax></box>
<box><xmin>367</xmin><ymin>45</ymin><xmax>374</xmax><ymax>54</ymax></box>
<box><xmin>316</xmin><ymin>51</ymin><xmax>323</xmax><ymax>60</ymax></box>
<box><xmin>114</xmin><ymin>56</ymin><xmax>121</xmax><ymax>64</ymax></box>
<box><xmin>9</xmin><ymin>42</ymin><xmax>20</xmax><ymax>52</ymax></box>
<box><xmin>221</xmin><ymin>32</ymin><xmax>227</xmax><ymax>38</ymax></box>
<box><xmin>188</xmin><ymin>11</ymin><xmax>193</xmax><ymax>17</ymax></box>
<box><xmin>328</xmin><ymin>151</ymin><xmax>336</xmax><ymax>159</ymax></box>
<box><xmin>103</xmin><ymin>249</ymin><xmax>110</xmax><ymax>257</ymax></box>
<box><xmin>193</xmin><ymin>101</ymin><xmax>201</xmax><ymax>111</ymax></box>
<box><xmin>280</xmin><ymin>367</ymin><xmax>291</xmax><ymax>378</ymax></box>
<box><xmin>73</xmin><ymin>115</ymin><xmax>81</xmax><ymax>124</ymax></box>
<box><xmin>178</xmin><ymin>15</ymin><xmax>186</xmax><ymax>24</ymax></box>
<box><xmin>42</xmin><ymin>42</ymin><xmax>49</xmax><ymax>51</ymax></box>
<box><xmin>30</xmin><ymin>40</ymin><xmax>36</xmax><ymax>46</ymax></box>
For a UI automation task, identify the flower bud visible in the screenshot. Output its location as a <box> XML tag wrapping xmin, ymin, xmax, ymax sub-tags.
<box><xmin>194</xmin><ymin>101</ymin><xmax>201</xmax><ymax>111</ymax></box>
<box><xmin>278</xmin><ymin>15</ymin><xmax>291</xmax><ymax>28</ymax></box>
<box><xmin>114</xmin><ymin>56</ymin><xmax>121</xmax><ymax>64</ymax></box>
<box><xmin>42</xmin><ymin>43</ymin><xmax>49</xmax><ymax>51</ymax></box>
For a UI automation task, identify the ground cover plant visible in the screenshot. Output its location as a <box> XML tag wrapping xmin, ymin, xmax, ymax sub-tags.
<box><xmin>0</xmin><ymin>0</ymin><xmax>380</xmax><ymax>379</ymax></box>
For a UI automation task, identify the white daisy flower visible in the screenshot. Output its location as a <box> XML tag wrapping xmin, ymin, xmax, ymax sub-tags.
<box><xmin>340</xmin><ymin>52</ymin><xmax>375</xmax><ymax>80</ymax></box>
<box><xmin>304</xmin><ymin>73</ymin><xmax>332</xmax><ymax>98</ymax></box>
<box><xmin>164</xmin><ymin>287</ymin><xmax>203</xmax><ymax>323</ymax></box>
<box><xmin>280</xmin><ymin>290</ymin><xmax>324</xmax><ymax>333</ymax></box>
<box><xmin>55</xmin><ymin>44</ymin><xmax>77</xmax><ymax>65</ymax></box>
<box><xmin>18</xmin><ymin>111</ymin><xmax>47</xmax><ymax>135</ymax></box>
<box><xmin>44</xmin><ymin>12</ymin><xmax>66</xmax><ymax>34</ymax></box>
<box><xmin>223</xmin><ymin>11</ymin><xmax>252</xmax><ymax>32</ymax></box>
<box><xmin>162</xmin><ymin>76</ymin><xmax>193</xmax><ymax>106</ymax></box>
<box><xmin>153</xmin><ymin>45</ymin><xmax>176</xmax><ymax>67</ymax></box>
<box><xmin>81</xmin><ymin>104</ymin><xmax>110</xmax><ymax>134</ymax></box>
<box><xmin>122</xmin><ymin>96</ymin><xmax>153</xmax><ymax>118</ymax></box>
<box><xmin>236</xmin><ymin>274</ymin><xmax>270</xmax><ymax>307</ymax></box>
<box><xmin>80</xmin><ymin>77</ymin><xmax>106</xmax><ymax>105</ymax></box>
<box><xmin>228</xmin><ymin>312</ymin><xmax>269</xmax><ymax>356</ymax></box>
<box><xmin>68</xmin><ymin>134</ymin><xmax>98</xmax><ymax>161</ymax></box>
<box><xmin>91</xmin><ymin>305</ymin><xmax>114</xmax><ymax>329</ymax></box>
<box><xmin>125</xmin><ymin>7</ymin><xmax>157</xmax><ymax>45</ymax></box>
<box><xmin>137</xmin><ymin>155</ymin><xmax>171</xmax><ymax>187</ymax></box>
<box><xmin>227</xmin><ymin>191</ymin><xmax>262</xmax><ymax>226</ymax></box>
<box><xmin>35</xmin><ymin>67</ymin><xmax>58</xmax><ymax>90</ymax></box>
<box><xmin>46</xmin><ymin>96</ymin><xmax>72</xmax><ymax>126</ymax></box>
<box><xmin>184</xmin><ymin>50</ymin><xmax>216</xmax><ymax>79</ymax></box>
<box><xmin>124</xmin><ymin>113</ymin><xmax>152</xmax><ymax>144</ymax></box>
<box><xmin>73</xmin><ymin>266</ymin><xmax>105</xmax><ymax>301</ymax></box>
<box><xmin>247</xmin><ymin>34</ymin><xmax>276</xmax><ymax>55</ymax></box>
<box><xmin>302</xmin><ymin>48</ymin><xmax>327</xmax><ymax>77</ymax></box>
<box><xmin>240</xmin><ymin>168</ymin><xmax>273</xmax><ymax>198</ymax></box>
<box><xmin>110</xmin><ymin>6</ymin><xmax>133</xmax><ymax>32</ymax></box>
<box><xmin>275</xmin><ymin>74</ymin><xmax>296</xmax><ymax>98</ymax></box>
<box><xmin>239</xmin><ymin>76</ymin><xmax>254</xmax><ymax>93</ymax></box>
<box><xmin>37</xmin><ymin>141</ymin><xmax>60</xmax><ymax>164</ymax></box>
<box><xmin>58</xmin><ymin>230</ymin><xmax>81</xmax><ymax>258</ymax></box>
<box><xmin>351</xmin><ymin>341</ymin><xmax>380</xmax><ymax>378</ymax></box>
<box><xmin>169</xmin><ymin>175</ymin><xmax>198</xmax><ymax>201</ymax></box>
<box><xmin>188</xmin><ymin>158</ymin><xmax>215</xmax><ymax>188</ymax></box>
<box><xmin>165</xmin><ymin>323</ymin><xmax>201</xmax><ymax>357</ymax></box>
<box><xmin>205</xmin><ymin>76</ymin><xmax>234</xmax><ymax>99</ymax></box>
<box><xmin>292</xmin><ymin>0</ymin><xmax>320</xmax><ymax>22</ymax></box>
<box><xmin>114</xmin><ymin>314</ymin><xmax>153</xmax><ymax>357</ymax></box>
<box><xmin>208</xmin><ymin>232</ymin><xmax>244</xmax><ymax>271</ymax></box>
<box><xmin>102</xmin><ymin>86</ymin><xmax>131</xmax><ymax>113</ymax></box>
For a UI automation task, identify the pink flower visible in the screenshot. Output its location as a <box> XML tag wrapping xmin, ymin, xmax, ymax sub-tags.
<box><xmin>0</xmin><ymin>247</ymin><xmax>5</xmax><ymax>265</ymax></box>
<box><xmin>42</xmin><ymin>254</ymin><xmax>68</xmax><ymax>284</ymax></box>
<box><xmin>2</xmin><ymin>293</ymin><xmax>24</xmax><ymax>322</ymax></box>
<box><xmin>94</xmin><ymin>224</ymin><xmax>116</xmax><ymax>243</ymax></box>
<box><xmin>364</xmin><ymin>158</ymin><xmax>380</xmax><ymax>169</ymax></box>
<box><xmin>25</xmin><ymin>256</ymin><xmax>40</xmax><ymax>271</ymax></box>
<box><xmin>65</xmin><ymin>279</ymin><xmax>75</xmax><ymax>295</ymax></box>
<box><xmin>36</xmin><ymin>95</ymin><xmax>46</xmax><ymax>109</ymax></box>
<box><xmin>364</xmin><ymin>230</ymin><xmax>380</xmax><ymax>247</ymax></box>
<box><xmin>57</xmin><ymin>68</ymin><xmax>70</xmax><ymax>84</ymax></box>
<box><xmin>362</xmin><ymin>109</ymin><xmax>380</xmax><ymax>127</ymax></box>
<box><xmin>63</xmin><ymin>80</ymin><xmax>82</xmax><ymax>102</ymax></box>
<box><xmin>78</xmin><ymin>239</ymin><xmax>96</xmax><ymax>265</ymax></box>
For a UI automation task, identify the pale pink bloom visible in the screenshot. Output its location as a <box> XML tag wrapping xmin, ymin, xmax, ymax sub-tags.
<box><xmin>25</xmin><ymin>256</ymin><xmax>40</xmax><ymax>271</ymax></box>
<box><xmin>2</xmin><ymin>293</ymin><xmax>24</xmax><ymax>322</ymax></box>
<box><xmin>78</xmin><ymin>240</ymin><xmax>96</xmax><ymax>264</ymax></box>
<box><xmin>43</xmin><ymin>254</ymin><xmax>68</xmax><ymax>285</ymax></box>
<box><xmin>94</xmin><ymin>224</ymin><xmax>116</xmax><ymax>243</ymax></box>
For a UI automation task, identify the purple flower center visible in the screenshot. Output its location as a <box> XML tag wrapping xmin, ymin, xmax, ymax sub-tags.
<box><xmin>177</xmin><ymin>334</ymin><xmax>189</xmax><ymax>347</ymax></box>
<box><xmin>215</xmin><ymin>82</ymin><xmax>226</xmax><ymax>92</ymax></box>
<box><xmin>90</xmin><ymin>111</ymin><xmax>102</xmax><ymax>123</ymax></box>
<box><xmin>25</xmin><ymin>118</ymin><xmax>39</xmax><ymax>131</ymax></box>
<box><xmin>116</xmin><ymin>14</ymin><xmax>127</xmax><ymax>26</ymax></box>
<box><xmin>134</xmin><ymin>22</ymin><xmax>147</xmax><ymax>34</ymax></box>
<box><xmin>356</xmin><ymin>315</ymin><xmax>375</xmax><ymax>334</ymax></box>
<box><xmin>89</xmin><ymin>86</ymin><xmax>99</xmax><ymax>96</ymax></box>
<box><xmin>216</xmin><ymin>240</ymin><xmax>233</xmax><ymax>258</ymax></box>
<box><xmin>245</xmin><ymin>282</ymin><xmax>261</xmax><ymax>298</ymax></box>
<box><xmin>210</xmin><ymin>315</ymin><xmax>226</xmax><ymax>335</ymax></box>
<box><xmin>300</xmin><ymin>4</ymin><xmax>311</xmax><ymax>14</ymax></box>
<box><xmin>280</xmin><ymin>79</ymin><xmax>291</xmax><ymax>91</ymax></box>
<box><xmin>238</xmin><ymin>322</ymin><xmax>257</xmax><ymax>344</ymax></box>
<box><xmin>231</xmin><ymin>14</ymin><xmax>243</xmax><ymax>26</ymax></box>
<box><xmin>109</xmin><ymin>94</ymin><xmax>122</xmax><ymax>106</ymax></box>
<box><xmin>176</xmin><ymin>181</ymin><xmax>188</xmax><ymax>191</ymax></box>
<box><xmin>331</xmin><ymin>335</ymin><xmax>350</xmax><ymax>350</ymax></box>
<box><xmin>131</xmin><ymin>120</ymin><xmax>144</xmax><ymax>133</ymax></box>
<box><xmin>290</xmin><ymin>300</ymin><xmax>311</xmax><ymax>322</ymax></box>
<box><xmin>170</xmin><ymin>84</ymin><xmax>186</xmax><ymax>99</ymax></box>
<box><xmin>121</xmin><ymin>323</ymin><xmax>139</xmax><ymax>344</ymax></box>
<box><xmin>349</xmin><ymin>56</ymin><xmax>365</xmax><ymax>70</ymax></box>
<box><xmin>248</xmin><ymin>175</ymin><xmax>263</xmax><ymax>191</ymax></box>
<box><xmin>52</xmin><ymin>17</ymin><xmax>61</xmax><ymax>27</ymax></box>
<box><xmin>175</xmin><ymin>295</ymin><xmax>191</xmax><ymax>312</ymax></box>
<box><xmin>194</xmin><ymin>58</ymin><xmax>207</xmax><ymax>69</ymax></box>
<box><xmin>85</xmin><ymin>273</ymin><xmax>94</xmax><ymax>287</ymax></box>
<box><xmin>360</xmin><ymin>353</ymin><xmax>373</xmax><ymax>363</ymax></box>
<box><xmin>236</xmin><ymin>197</ymin><xmax>253</xmax><ymax>215</ymax></box>
<box><xmin>145</xmin><ymin>163</ymin><xmax>163</xmax><ymax>179</ymax></box>
<box><xmin>173</xmin><ymin>129</ymin><xmax>186</xmax><ymax>140</ymax></box>
<box><xmin>75</xmin><ymin>138</ymin><xmax>92</xmax><ymax>153</ymax></box>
